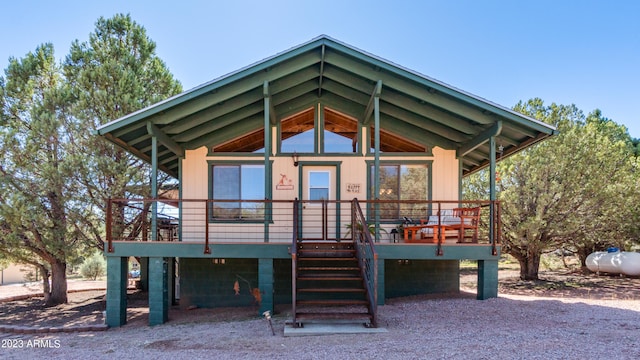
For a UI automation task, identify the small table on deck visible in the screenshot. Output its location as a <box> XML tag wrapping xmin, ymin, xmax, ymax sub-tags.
<box><xmin>405</xmin><ymin>224</ymin><xmax>458</xmax><ymax>243</ymax></box>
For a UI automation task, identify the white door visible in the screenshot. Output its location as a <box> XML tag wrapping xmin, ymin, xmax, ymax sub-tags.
<box><xmin>301</xmin><ymin>165</ymin><xmax>337</xmax><ymax>240</ymax></box>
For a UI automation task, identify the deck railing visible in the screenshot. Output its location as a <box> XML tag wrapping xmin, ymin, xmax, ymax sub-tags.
<box><xmin>106</xmin><ymin>198</ymin><xmax>500</xmax><ymax>254</ymax></box>
<box><xmin>352</xmin><ymin>199</ymin><xmax>378</xmax><ymax>327</ymax></box>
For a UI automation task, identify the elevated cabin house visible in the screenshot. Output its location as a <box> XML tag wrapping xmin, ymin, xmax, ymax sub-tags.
<box><xmin>97</xmin><ymin>36</ymin><xmax>556</xmax><ymax>327</ymax></box>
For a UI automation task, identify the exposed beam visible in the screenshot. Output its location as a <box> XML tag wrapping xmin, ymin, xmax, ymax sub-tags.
<box><xmin>456</xmin><ymin>121</ymin><xmax>502</xmax><ymax>158</ymax></box>
<box><xmin>173</xmin><ymin>102</ymin><xmax>263</xmax><ymax>142</ymax></box>
<box><xmin>272</xmin><ymin>80</ymin><xmax>318</xmax><ymax>106</ymax></box>
<box><xmin>379</xmin><ymin>101</ymin><xmax>467</xmax><ymax>142</ymax></box>
<box><xmin>263</xmin><ymin>81</ymin><xmax>277</xmax><ymax>125</ymax></box>
<box><xmin>362</xmin><ymin>80</ymin><xmax>382</xmax><ymax>125</ymax></box>
<box><xmin>318</xmin><ymin>44</ymin><xmax>325</xmax><ymax>97</ymax></box>
<box><xmin>324</xmin><ymin>51</ymin><xmax>494</xmax><ymax>125</ymax></box>
<box><xmin>150</xmin><ymin>51</ymin><xmax>321</xmax><ymax>125</ymax></box>
<box><xmin>102</xmin><ymin>134</ymin><xmax>176</xmax><ymax>177</ymax></box>
<box><xmin>184</xmin><ymin>114</ymin><xmax>264</xmax><ymax>150</ymax></box>
<box><xmin>162</xmin><ymin>88</ymin><xmax>263</xmax><ymax>134</ymax></box>
<box><xmin>312</xmin><ymin>92</ymin><xmax>366</xmax><ymax>119</ymax></box>
<box><xmin>321</xmin><ymin>79</ymin><xmax>371</xmax><ymax>105</ymax></box>
<box><xmin>380</xmin><ymin>114</ymin><xmax>454</xmax><ymax>150</ymax></box>
<box><xmin>146</xmin><ymin>122</ymin><xmax>185</xmax><ymax>158</ymax></box>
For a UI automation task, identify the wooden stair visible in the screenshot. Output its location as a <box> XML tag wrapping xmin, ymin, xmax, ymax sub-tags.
<box><xmin>293</xmin><ymin>240</ymin><xmax>374</xmax><ymax>327</ymax></box>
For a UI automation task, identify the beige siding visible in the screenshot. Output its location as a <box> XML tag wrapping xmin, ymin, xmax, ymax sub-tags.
<box><xmin>179</xmin><ymin>143</ymin><xmax>460</xmax><ymax>243</ymax></box>
<box><xmin>431</xmin><ymin>147</ymin><xmax>459</xmax><ymax>202</ymax></box>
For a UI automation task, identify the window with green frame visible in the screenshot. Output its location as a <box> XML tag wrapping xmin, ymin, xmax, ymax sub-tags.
<box><xmin>369</xmin><ymin>164</ymin><xmax>430</xmax><ymax>220</ymax></box>
<box><xmin>210</xmin><ymin>164</ymin><xmax>265</xmax><ymax>220</ymax></box>
<box><xmin>279</xmin><ymin>107</ymin><xmax>359</xmax><ymax>154</ymax></box>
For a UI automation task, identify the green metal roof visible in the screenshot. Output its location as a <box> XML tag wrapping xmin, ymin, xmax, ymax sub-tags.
<box><xmin>97</xmin><ymin>35</ymin><xmax>556</xmax><ymax>178</ymax></box>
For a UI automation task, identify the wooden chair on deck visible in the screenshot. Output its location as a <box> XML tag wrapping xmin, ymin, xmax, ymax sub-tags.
<box><xmin>451</xmin><ymin>207</ymin><xmax>481</xmax><ymax>243</ymax></box>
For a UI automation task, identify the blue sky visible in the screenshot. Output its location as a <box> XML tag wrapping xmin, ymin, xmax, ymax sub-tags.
<box><xmin>1</xmin><ymin>0</ymin><xmax>638</xmax><ymax>138</ymax></box>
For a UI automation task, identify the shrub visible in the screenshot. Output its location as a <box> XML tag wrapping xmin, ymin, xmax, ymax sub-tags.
<box><xmin>80</xmin><ymin>252</ymin><xmax>106</xmax><ymax>280</ymax></box>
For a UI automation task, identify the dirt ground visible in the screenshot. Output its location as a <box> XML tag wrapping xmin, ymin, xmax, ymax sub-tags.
<box><xmin>1</xmin><ymin>268</ymin><xmax>638</xmax><ymax>329</ymax></box>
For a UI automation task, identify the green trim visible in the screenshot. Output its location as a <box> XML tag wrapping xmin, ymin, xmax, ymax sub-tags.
<box><xmin>206</xmin><ymin>151</ymin><xmax>265</xmax><ymax>157</ymax></box>
<box><xmin>207</xmin><ymin>160</ymin><xmax>273</xmax><ymax>224</ymax></box>
<box><xmin>104</xmin><ymin>241</ymin><xmax>500</xmax><ymax>260</ymax></box>
<box><xmin>179</xmin><ymin>158</ymin><xmax>183</xmax><ymax>241</ymax></box>
<box><xmin>365</xmin><ymin>160</ymin><xmax>434</xmax><ymax>222</ymax></box>
<box><xmin>364</xmin><ymin>124</ymin><xmax>434</xmax><ymax>156</ymax></box>
<box><xmin>151</xmin><ymin>136</ymin><xmax>158</xmax><ymax>241</ymax></box>
<box><xmin>105</xmin><ymin>242</ymin><xmax>292</xmax><ymax>258</ymax></box>
<box><xmin>297</xmin><ymin>161</ymin><xmax>343</xmax><ymax>239</ymax></box>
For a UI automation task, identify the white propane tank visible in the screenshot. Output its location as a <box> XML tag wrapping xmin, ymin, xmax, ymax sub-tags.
<box><xmin>586</xmin><ymin>251</ymin><xmax>640</xmax><ymax>276</ymax></box>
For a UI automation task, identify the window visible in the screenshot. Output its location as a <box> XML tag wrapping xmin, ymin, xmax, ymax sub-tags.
<box><xmin>279</xmin><ymin>107</ymin><xmax>359</xmax><ymax>154</ymax></box>
<box><xmin>211</xmin><ymin>164</ymin><xmax>265</xmax><ymax>220</ymax></box>
<box><xmin>308</xmin><ymin>171</ymin><xmax>330</xmax><ymax>200</ymax></box>
<box><xmin>369</xmin><ymin>164</ymin><xmax>430</xmax><ymax>220</ymax></box>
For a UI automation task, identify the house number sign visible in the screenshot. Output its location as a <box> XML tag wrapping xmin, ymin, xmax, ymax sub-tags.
<box><xmin>346</xmin><ymin>183</ymin><xmax>361</xmax><ymax>193</ymax></box>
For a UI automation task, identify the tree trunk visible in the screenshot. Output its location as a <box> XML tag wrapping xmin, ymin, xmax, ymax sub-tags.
<box><xmin>516</xmin><ymin>252</ymin><xmax>541</xmax><ymax>280</ymax></box>
<box><xmin>46</xmin><ymin>260</ymin><xmax>68</xmax><ymax>306</ymax></box>
<box><xmin>38</xmin><ymin>264</ymin><xmax>51</xmax><ymax>304</ymax></box>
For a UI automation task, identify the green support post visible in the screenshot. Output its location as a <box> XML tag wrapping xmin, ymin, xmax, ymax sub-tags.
<box><xmin>139</xmin><ymin>257</ymin><xmax>149</xmax><ymax>291</ymax></box>
<box><xmin>477</xmin><ymin>260</ymin><xmax>499</xmax><ymax>300</ymax></box>
<box><xmin>106</xmin><ymin>256</ymin><xmax>128</xmax><ymax>327</ymax></box>
<box><xmin>377</xmin><ymin>259</ymin><xmax>385</xmax><ymax>305</ymax></box>
<box><xmin>258</xmin><ymin>258</ymin><xmax>274</xmax><ymax>315</ymax></box>
<box><xmin>148</xmin><ymin>257</ymin><xmax>168</xmax><ymax>325</ymax></box>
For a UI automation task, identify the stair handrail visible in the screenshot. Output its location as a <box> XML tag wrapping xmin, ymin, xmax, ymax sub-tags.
<box><xmin>351</xmin><ymin>198</ymin><xmax>378</xmax><ymax>327</ymax></box>
<box><xmin>291</xmin><ymin>198</ymin><xmax>299</xmax><ymax>326</ymax></box>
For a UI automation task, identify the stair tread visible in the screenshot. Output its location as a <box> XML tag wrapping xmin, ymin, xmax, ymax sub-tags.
<box><xmin>298</xmin><ymin>257</ymin><xmax>358</xmax><ymax>261</ymax></box>
<box><xmin>298</xmin><ymin>287</ymin><xmax>366</xmax><ymax>293</ymax></box>
<box><xmin>298</xmin><ymin>275</ymin><xmax>363</xmax><ymax>281</ymax></box>
<box><xmin>299</xmin><ymin>266</ymin><xmax>360</xmax><ymax>271</ymax></box>
<box><xmin>295</xmin><ymin>312</ymin><xmax>373</xmax><ymax>320</ymax></box>
<box><xmin>297</xmin><ymin>299</ymin><xmax>369</xmax><ymax>305</ymax></box>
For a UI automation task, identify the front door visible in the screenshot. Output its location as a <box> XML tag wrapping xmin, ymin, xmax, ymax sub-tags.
<box><xmin>301</xmin><ymin>165</ymin><xmax>338</xmax><ymax>240</ymax></box>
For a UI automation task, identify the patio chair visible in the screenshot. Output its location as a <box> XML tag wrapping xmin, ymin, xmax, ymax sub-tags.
<box><xmin>451</xmin><ymin>207</ymin><xmax>481</xmax><ymax>243</ymax></box>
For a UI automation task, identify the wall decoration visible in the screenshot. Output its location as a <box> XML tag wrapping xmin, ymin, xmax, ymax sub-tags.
<box><xmin>276</xmin><ymin>173</ymin><xmax>294</xmax><ymax>190</ymax></box>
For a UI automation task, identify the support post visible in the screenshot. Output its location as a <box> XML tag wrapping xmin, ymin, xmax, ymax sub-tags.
<box><xmin>258</xmin><ymin>258</ymin><xmax>274</xmax><ymax>315</ymax></box>
<box><xmin>263</xmin><ymin>81</ymin><xmax>272</xmax><ymax>243</ymax></box>
<box><xmin>377</xmin><ymin>259</ymin><xmax>385</xmax><ymax>305</ymax></box>
<box><xmin>148</xmin><ymin>257</ymin><xmax>168</xmax><ymax>326</ymax></box>
<box><xmin>489</xmin><ymin>136</ymin><xmax>496</xmax><ymax>244</ymax></box>
<box><xmin>151</xmin><ymin>135</ymin><xmax>158</xmax><ymax>242</ymax></box>
<box><xmin>477</xmin><ymin>259</ymin><xmax>498</xmax><ymax>299</ymax></box>
<box><xmin>373</xmin><ymin>81</ymin><xmax>382</xmax><ymax>241</ymax></box>
<box><xmin>106</xmin><ymin>256</ymin><xmax>128</xmax><ymax>327</ymax></box>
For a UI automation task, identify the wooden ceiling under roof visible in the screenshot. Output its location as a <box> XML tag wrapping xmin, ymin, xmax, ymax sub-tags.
<box><xmin>212</xmin><ymin>106</ymin><xmax>424</xmax><ymax>153</ymax></box>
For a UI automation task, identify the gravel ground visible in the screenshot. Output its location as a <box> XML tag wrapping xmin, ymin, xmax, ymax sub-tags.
<box><xmin>2</xmin><ymin>292</ymin><xmax>639</xmax><ymax>360</ymax></box>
